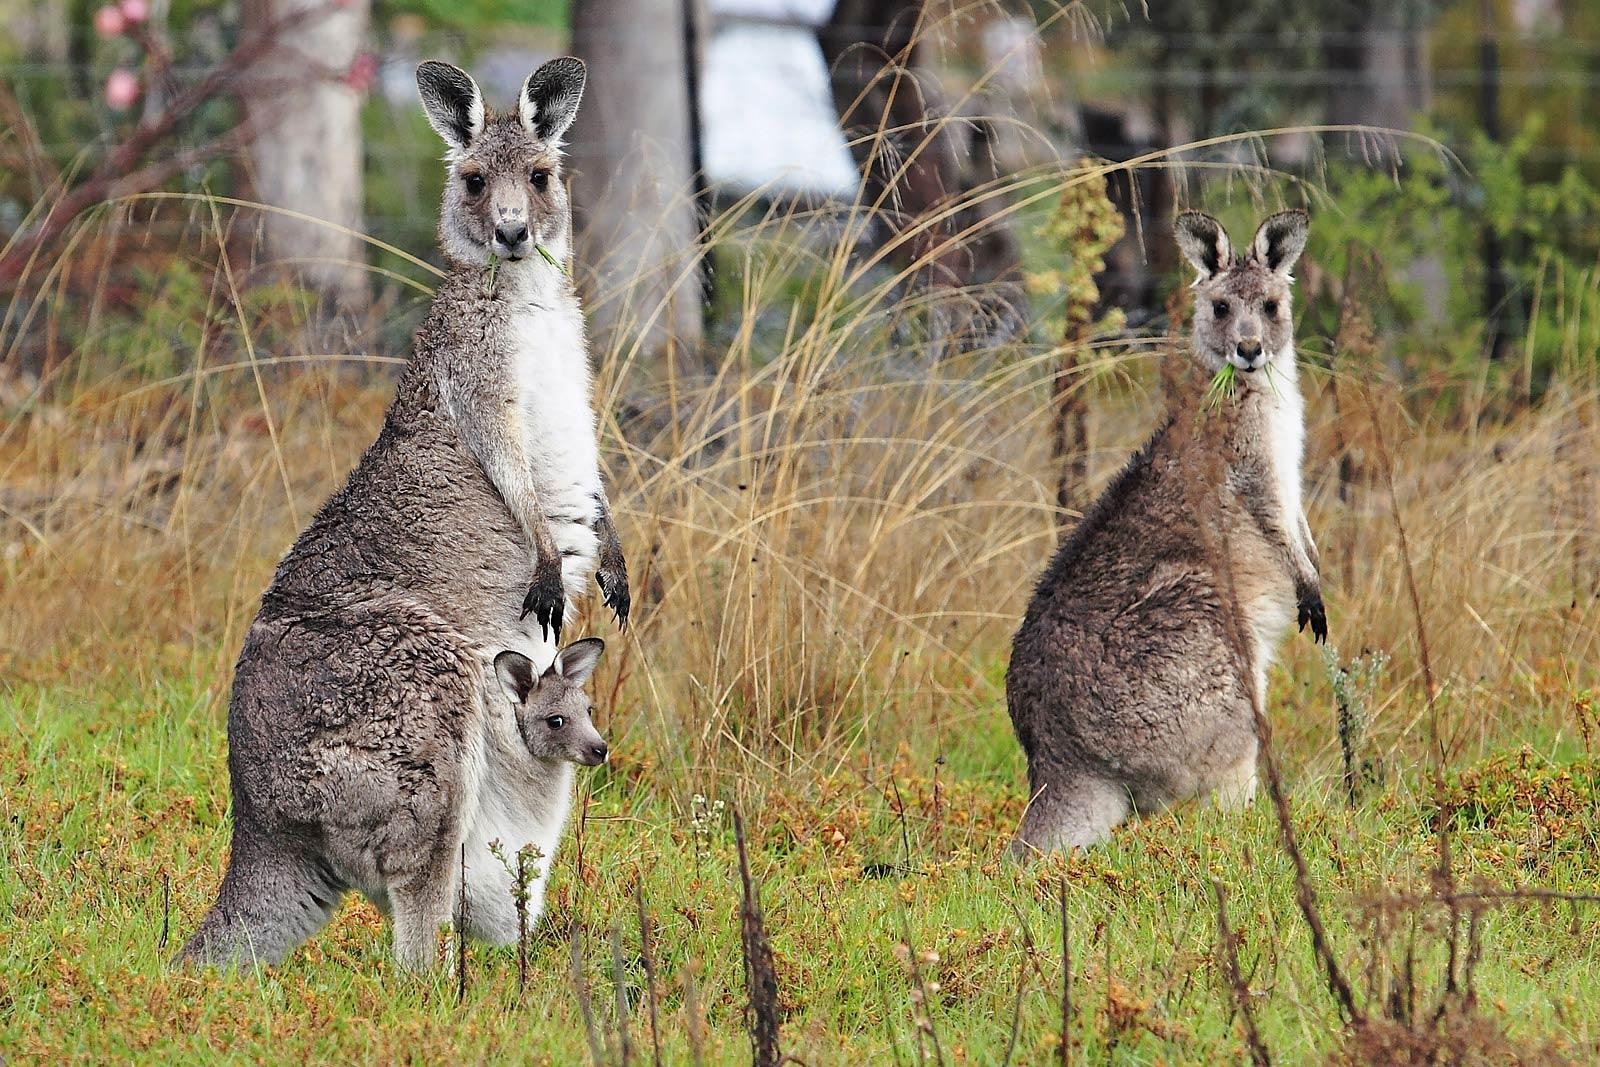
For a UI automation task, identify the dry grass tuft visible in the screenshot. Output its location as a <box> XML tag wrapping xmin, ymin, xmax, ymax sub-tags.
<box><xmin>3</xmin><ymin>171</ymin><xmax>1599</xmax><ymax>806</ymax></box>
<box><xmin>1338</xmin><ymin>1012</ymin><xmax>1573</xmax><ymax>1067</ymax></box>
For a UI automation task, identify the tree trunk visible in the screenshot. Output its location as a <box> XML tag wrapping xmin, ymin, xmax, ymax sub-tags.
<box><xmin>1323</xmin><ymin>3</ymin><xmax>1431</xmax><ymax>149</ymax></box>
<box><xmin>240</xmin><ymin>0</ymin><xmax>370</xmax><ymax>314</ymax></box>
<box><xmin>570</xmin><ymin>0</ymin><xmax>705</xmax><ymax>374</ymax></box>
<box><xmin>819</xmin><ymin>0</ymin><xmax>1028</xmax><ymax>356</ymax></box>
<box><xmin>820</xmin><ymin>0</ymin><xmax>963</xmax><ymax>283</ymax></box>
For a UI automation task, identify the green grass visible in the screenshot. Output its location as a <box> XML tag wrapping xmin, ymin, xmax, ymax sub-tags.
<box><xmin>5</xmin><ymin>142</ymin><xmax>1600</xmax><ymax>1064</ymax></box>
<box><xmin>4</xmin><ymin>662</ymin><xmax>1598</xmax><ymax>1063</ymax></box>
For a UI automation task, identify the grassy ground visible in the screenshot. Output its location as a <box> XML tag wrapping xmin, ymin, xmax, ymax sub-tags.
<box><xmin>4</xmin><ymin>664</ymin><xmax>1599</xmax><ymax>1063</ymax></box>
<box><xmin>4</xmin><ymin>188</ymin><xmax>1600</xmax><ymax>1062</ymax></box>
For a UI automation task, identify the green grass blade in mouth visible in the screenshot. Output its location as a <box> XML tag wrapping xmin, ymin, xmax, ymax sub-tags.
<box><xmin>536</xmin><ymin>243</ymin><xmax>566</xmax><ymax>273</ymax></box>
<box><xmin>1261</xmin><ymin>359</ymin><xmax>1284</xmax><ymax>399</ymax></box>
<box><xmin>1203</xmin><ymin>360</ymin><xmax>1238</xmax><ymax>414</ymax></box>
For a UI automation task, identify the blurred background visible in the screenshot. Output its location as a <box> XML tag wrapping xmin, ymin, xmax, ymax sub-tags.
<box><xmin>6</xmin><ymin>8</ymin><xmax>1600</xmax><ymax>1058</ymax></box>
<box><xmin>4</xmin><ymin>0</ymin><xmax>1599</xmax><ymax>383</ymax></box>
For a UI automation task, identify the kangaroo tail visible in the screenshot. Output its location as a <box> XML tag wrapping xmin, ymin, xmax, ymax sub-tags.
<box><xmin>177</xmin><ymin>825</ymin><xmax>342</xmax><ymax>970</ymax></box>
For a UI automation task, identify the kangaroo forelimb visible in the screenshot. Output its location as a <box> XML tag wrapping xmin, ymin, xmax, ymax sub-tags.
<box><xmin>593</xmin><ymin>490</ymin><xmax>630</xmax><ymax>627</ymax></box>
<box><xmin>448</xmin><ymin>378</ymin><xmax>567</xmax><ymax>642</ymax></box>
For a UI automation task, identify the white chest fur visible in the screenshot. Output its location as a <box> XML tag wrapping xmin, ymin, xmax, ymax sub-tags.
<box><xmin>507</xmin><ymin>298</ymin><xmax>601</xmax><ymax>517</ymax></box>
<box><xmin>1235</xmin><ymin>353</ymin><xmax>1309</xmax><ymax>693</ymax></box>
<box><xmin>1262</xmin><ymin>354</ymin><xmax>1307</xmax><ymax>528</ymax></box>
<box><xmin>501</xmin><ymin>277</ymin><xmax>604</xmax><ymax>659</ymax></box>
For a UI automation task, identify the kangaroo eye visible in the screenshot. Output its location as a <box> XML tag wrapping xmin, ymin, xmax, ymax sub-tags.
<box><xmin>1212</xmin><ymin>300</ymin><xmax>1230</xmax><ymax>319</ymax></box>
<box><xmin>462</xmin><ymin>173</ymin><xmax>486</xmax><ymax>196</ymax></box>
<box><xmin>545</xmin><ymin>715</ymin><xmax>565</xmax><ymax>730</ymax></box>
<box><xmin>530</xmin><ymin>170</ymin><xmax>549</xmax><ymax>190</ymax></box>
<box><xmin>1263</xmin><ymin>300</ymin><xmax>1279</xmax><ymax>317</ymax></box>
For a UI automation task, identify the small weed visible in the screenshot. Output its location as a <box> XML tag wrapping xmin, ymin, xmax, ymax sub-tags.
<box><xmin>1325</xmin><ymin>645</ymin><xmax>1391</xmax><ymax>804</ymax></box>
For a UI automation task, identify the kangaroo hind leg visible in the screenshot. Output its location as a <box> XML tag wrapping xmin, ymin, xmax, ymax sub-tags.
<box><xmin>388</xmin><ymin>845</ymin><xmax>462</xmax><ymax>973</ymax></box>
<box><xmin>1209</xmin><ymin>744</ymin><xmax>1259</xmax><ymax>811</ymax></box>
<box><xmin>1011</xmin><ymin>772</ymin><xmax>1132</xmax><ymax>857</ymax></box>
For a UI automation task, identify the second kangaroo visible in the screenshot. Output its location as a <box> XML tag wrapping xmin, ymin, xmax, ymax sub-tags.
<box><xmin>1007</xmin><ymin>210</ymin><xmax>1325</xmax><ymax>854</ymax></box>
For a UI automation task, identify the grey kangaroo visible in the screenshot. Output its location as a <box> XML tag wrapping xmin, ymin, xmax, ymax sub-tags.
<box><xmin>1006</xmin><ymin>210</ymin><xmax>1325</xmax><ymax>854</ymax></box>
<box><xmin>181</xmin><ymin>58</ymin><xmax>627</xmax><ymax>969</ymax></box>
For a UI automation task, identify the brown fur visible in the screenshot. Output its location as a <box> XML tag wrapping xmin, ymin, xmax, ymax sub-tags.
<box><xmin>1007</xmin><ymin>211</ymin><xmax>1324</xmax><ymax>853</ymax></box>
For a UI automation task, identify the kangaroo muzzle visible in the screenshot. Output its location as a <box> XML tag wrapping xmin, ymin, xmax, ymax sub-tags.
<box><xmin>1231</xmin><ymin>337</ymin><xmax>1265</xmax><ymax>372</ymax></box>
<box><xmin>492</xmin><ymin>196</ymin><xmax>532</xmax><ymax>259</ymax></box>
<box><xmin>575</xmin><ymin>731</ymin><xmax>608</xmax><ymax>766</ymax></box>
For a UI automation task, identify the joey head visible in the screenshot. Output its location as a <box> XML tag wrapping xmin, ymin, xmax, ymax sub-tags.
<box><xmin>494</xmin><ymin>638</ymin><xmax>609</xmax><ymax>767</ymax></box>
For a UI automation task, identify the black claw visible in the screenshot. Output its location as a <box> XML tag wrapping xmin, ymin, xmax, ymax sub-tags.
<box><xmin>1297</xmin><ymin>595</ymin><xmax>1328</xmax><ymax>644</ymax></box>
<box><xmin>522</xmin><ymin>562</ymin><xmax>566</xmax><ymax>644</ymax></box>
<box><xmin>597</xmin><ymin>569</ymin><xmax>630</xmax><ymax>630</ymax></box>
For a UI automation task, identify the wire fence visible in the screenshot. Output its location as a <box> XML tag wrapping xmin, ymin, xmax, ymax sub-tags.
<box><xmin>5</xmin><ymin>19</ymin><xmax>1599</xmax><ymax>295</ymax></box>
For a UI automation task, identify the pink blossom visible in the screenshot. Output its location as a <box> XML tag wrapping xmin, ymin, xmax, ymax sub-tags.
<box><xmin>105</xmin><ymin>68</ymin><xmax>140</xmax><ymax>110</ymax></box>
<box><xmin>93</xmin><ymin>4</ymin><xmax>126</xmax><ymax>37</ymax></box>
<box><xmin>118</xmin><ymin>0</ymin><xmax>150</xmax><ymax>23</ymax></box>
<box><xmin>342</xmin><ymin>52</ymin><xmax>378</xmax><ymax>93</ymax></box>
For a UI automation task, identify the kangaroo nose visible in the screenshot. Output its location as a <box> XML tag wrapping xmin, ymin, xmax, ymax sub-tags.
<box><xmin>1236</xmin><ymin>339</ymin><xmax>1264</xmax><ymax>367</ymax></box>
<box><xmin>590</xmin><ymin>742</ymin><xmax>609</xmax><ymax>764</ymax></box>
<box><xmin>495</xmin><ymin>222</ymin><xmax>529</xmax><ymax>249</ymax></box>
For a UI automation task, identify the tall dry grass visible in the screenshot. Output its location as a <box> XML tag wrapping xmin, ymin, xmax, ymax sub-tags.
<box><xmin>2</xmin><ymin>141</ymin><xmax>1597</xmax><ymax>825</ymax></box>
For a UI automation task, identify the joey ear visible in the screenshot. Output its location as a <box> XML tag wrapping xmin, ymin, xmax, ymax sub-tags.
<box><xmin>553</xmin><ymin>637</ymin><xmax>604</xmax><ymax>686</ymax></box>
<box><xmin>520</xmin><ymin>57</ymin><xmax>586</xmax><ymax>142</ymax></box>
<box><xmin>1250</xmin><ymin>210</ymin><xmax>1309</xmax><ymax>276</ymax></box>
<box><xmin>1174</xmin><ymin>211</ymin><xmax>1232</xmax><ymax>282</ymax></box>
<box><xmin>417</xmin><ymin>60</ymin><xmax>485</xmax><ymax>154</ymax></box>
<box><xmin>494</xmin><ymin>650</ymin><xmax>538</xmax><ymax>705</ymax></box>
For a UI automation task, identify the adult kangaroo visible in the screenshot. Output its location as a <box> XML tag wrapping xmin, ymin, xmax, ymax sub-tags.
<box><xmin>1007</xmin><ymin>210</ymin><xmax>1324</xmax><ymax>854</ymax></box>
<box><xmin>181</xmin><ymin>58</ymin><xmax>628</xmax><ymax>970</ymax></box>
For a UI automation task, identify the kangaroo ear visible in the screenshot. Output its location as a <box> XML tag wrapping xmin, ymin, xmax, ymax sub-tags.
<box><xmin>1174</xmin><ymin>211</ymin><xmax>1232</xmax><ymax>282</ymax></box>
<box><xmin>553</xmin><ymin>637</ymin><xmax>605</xmax><ymax>686</ymax></box>
<box><xmin>417</xmin><ymin>60</ymin><xmax>485</xmax><ymax>154</ymax></box>
<box><xmin>520</xmin><ymin>57</ymin><xmax>586</xmax><ymax>143</ymax></box>
<box><xmin>1250</xmin><ymin>210</ymin><xmax>1309</xmax><ymax>276</ymax></box>
<box><xmin>494</xmin><ymin>650</ymin><xmax>538</xmax><ymax>705</ymax></box>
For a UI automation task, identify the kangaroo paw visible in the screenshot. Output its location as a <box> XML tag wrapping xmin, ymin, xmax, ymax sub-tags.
<box><xmin>597</xmin><ymin>566</ymin><xmax>630</xmax><ymax>628</ymax></box>
<box><xmin>520</xmin><ymin>555</ymin><xmax>566</xmax><ymax>644</ymax></box>
<box><xmin>1296</xmin><ymin>587</ymin><xmax>1327</xmax><ymax>644</ymax></box>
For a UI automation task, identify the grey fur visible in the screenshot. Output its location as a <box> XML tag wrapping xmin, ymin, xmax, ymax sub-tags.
<box><xmin>494</xmin><ymin>638</ymin><xmax>609</xmax><ymax>767</ymax></box>
<box><xmin>519</xmin><ymin>57</ymin><xmax>586</xmax><ymax>143</ymax></box>
<box><xmin>180</xmin><ymin>60</ymin><xmax>626</xmax><ymax>971</ymax></box>
<box><xmin>1007</xmin><ymin>210</ymin><xmax>1323</xmax><ymax>855</ymax></box>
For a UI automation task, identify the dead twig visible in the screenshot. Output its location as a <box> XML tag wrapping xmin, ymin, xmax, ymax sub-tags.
<box><xmin>611</xmin><ymin>923</ymin><xmax>634</xmax><ymax>1067</ymax></box>
<box><xmin>734</xmin><ymin>809</ymin><xmax>784</xmax><ymax>1067</ymax></box>
<box><xmin>637</xmin><ymin>880</ymin><xmax>663</xmax><ymax>1067</ymax></box>
<box><xmin>571</xmin><ymin>920</ymin><xmax>605</xmax><ymax>1067</ymax></box>
<box><xmin>455</xmin><ymin>843</ymin><xmax>468</xmax><ymax>1005</ymax></box>
<box><xmin>1214</xmin><ymin>880</ymin><xmax>1271</xmax><ymax>1067</ymax></box>
<box><xmin>1058</xmin><ymin>879</ymin><xmax>1072</xmax><ymax>1067</ymax></box>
